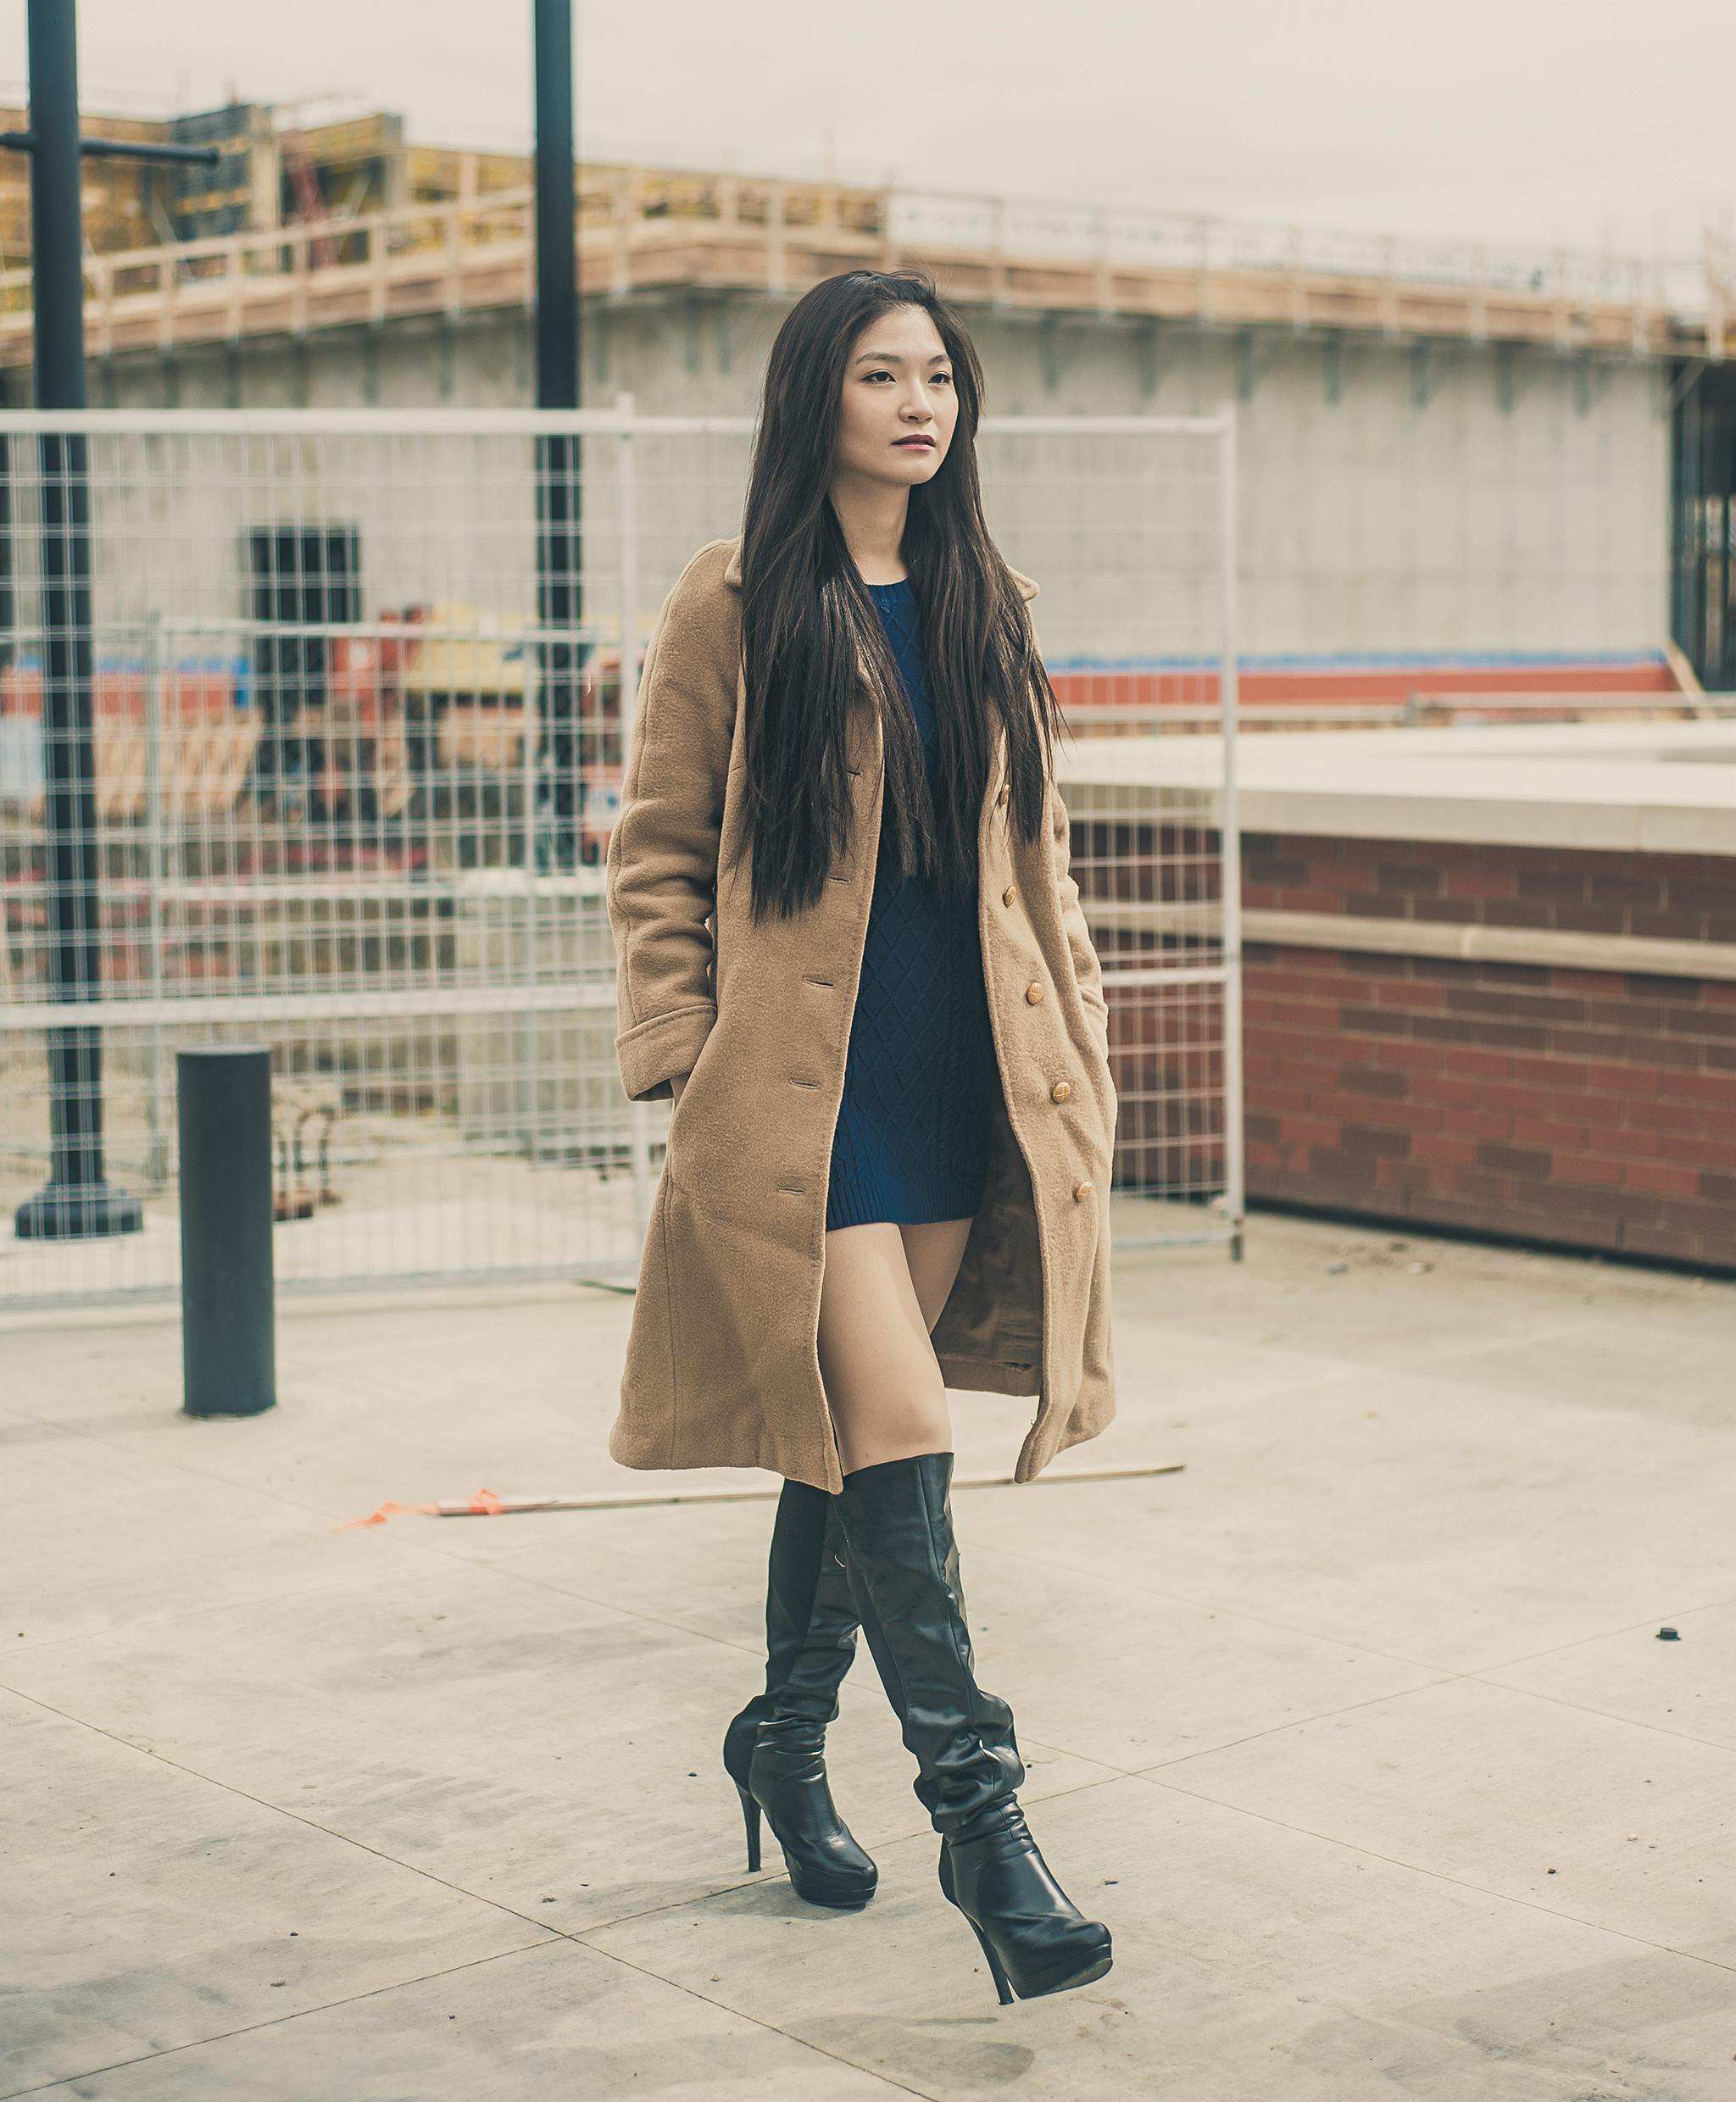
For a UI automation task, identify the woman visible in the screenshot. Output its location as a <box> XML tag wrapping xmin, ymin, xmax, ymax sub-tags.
<box><xmin>604</xmin><ymin>265</ymin><xmax>1118</xmax><ymax>2007</ymax></box>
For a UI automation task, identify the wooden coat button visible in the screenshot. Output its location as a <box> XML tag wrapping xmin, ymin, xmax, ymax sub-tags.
<box><xmin>1072</xmin><ymin>1181</ymin><xmax>1093</xmax><ymax>1202</ymax></box>
<box><xmin>1025</xmin><ymin>981</ymin><xmax>1044</xmax><ymax>1004</ymax></box>
<box><xmin>1050</xmin><ymin>1080</ymin><xmax>1071</xmax><ymax>1102</ymax></box>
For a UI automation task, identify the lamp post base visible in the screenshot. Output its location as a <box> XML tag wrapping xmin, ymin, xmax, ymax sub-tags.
<box><xmin>14</xmin><ymin>1180</ymin><xmax>145</xmax><ymax>1239</ymax></box>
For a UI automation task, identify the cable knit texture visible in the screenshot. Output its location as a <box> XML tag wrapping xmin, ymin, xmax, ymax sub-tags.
<box><xmin>826</xmin><ymin>579</ymin><xmax>999</xmax><ymax>1231</ymax></box>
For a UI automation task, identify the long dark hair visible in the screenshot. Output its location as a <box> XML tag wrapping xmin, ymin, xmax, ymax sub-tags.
<box><xmin>731</xmin><ymin>265</ymin><xmax>1065</xmax><ymax>923</ymax></box>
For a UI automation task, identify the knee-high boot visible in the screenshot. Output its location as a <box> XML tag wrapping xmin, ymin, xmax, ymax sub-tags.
<box><xmin>834</xmin><ymin>1451</ymin><xmax>1112</xmax><ymax>2004</ymax></box>
<box><xmin>722</xmin><ymin>1479</ymin><xmax>877</xmax><ymax>1908</ymax></box>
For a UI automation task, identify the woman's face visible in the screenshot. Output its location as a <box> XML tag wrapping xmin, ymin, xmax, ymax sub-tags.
<box><xmin>833</xmin><ymin>303</ymin><xmax>958</xmax><ymax>491</ymax></box>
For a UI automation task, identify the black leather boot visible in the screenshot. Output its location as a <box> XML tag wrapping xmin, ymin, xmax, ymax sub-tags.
<box><xmin>722</xmin><ymin>1480</ymin><xmax>877</xmax><ymax>1908</ymax></box>
<box><xmin>834</xmin><ymin>1451</ymin><xmax>1112</xmax><ymax>2005</ymax></box>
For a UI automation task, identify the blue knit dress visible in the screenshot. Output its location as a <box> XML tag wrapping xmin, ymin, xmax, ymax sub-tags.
<box><xmin>825</xmin><ymin>577</ymin><xmax>1000</xmax><ymax>1231</ymax></box>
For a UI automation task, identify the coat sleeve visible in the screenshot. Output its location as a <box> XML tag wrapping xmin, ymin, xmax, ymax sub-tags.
<box><xmin>604</xmin><ymin>549</ymin><xmax>737</xmax><ymax>1104</ymax></box>
<box><xmin>1050</xmin><ymin>777</ymin><xmax>1110</xmax><ymax>1054</ymax></box>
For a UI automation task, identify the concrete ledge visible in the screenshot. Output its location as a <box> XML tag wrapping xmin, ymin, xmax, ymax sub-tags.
<box><xmin>1061</xmin><ymin>720</ymin><xmax>1736</xmax><ymax>857</ymax></box>
<box><xmin>1240</xmin><ymin>908</ymin><xmax>1736</xmax><ymax>982</ymax></box>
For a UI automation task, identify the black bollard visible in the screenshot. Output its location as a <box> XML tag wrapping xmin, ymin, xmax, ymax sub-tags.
<box><xmin>177</xmin><ymin>1046</ymin><xmax>276</xmax><ymax>1418</ymax></box>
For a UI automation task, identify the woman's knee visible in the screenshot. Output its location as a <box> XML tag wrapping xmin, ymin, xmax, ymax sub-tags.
<box><xmin>818</xmin><ymin>1221</ymin><xmax>954</xmax><ymax>1471</ymax></box>
<box><xmin>829</xmin><ymin>1387</ymin><xmax>952</xmax><ymax>1473</ymax></box>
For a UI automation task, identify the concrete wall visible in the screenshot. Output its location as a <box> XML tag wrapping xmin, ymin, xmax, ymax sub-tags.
<box><xmin>46</xmin><ymin>291</ymin><xmax>1675</xmax><ymax>665</ymax></box>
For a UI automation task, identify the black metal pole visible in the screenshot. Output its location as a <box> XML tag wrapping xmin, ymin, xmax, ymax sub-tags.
<box><xmin>177</xmin><ymin>1048</ymin><xmax>276</xmax><ymax>1418</ymax></box>
<box><xmin>14</xmin><ymin>0</ymin><xmax>140</xmax><ymax>1238</ymax></box>
<box><xmin>533</xmin><ymin>0</ymin><xmax>583</xmax><ymax>868</ymax></box>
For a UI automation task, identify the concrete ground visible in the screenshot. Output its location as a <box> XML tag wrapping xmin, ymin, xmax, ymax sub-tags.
<box><xmin>3</xmin><ymin>1209</ymin><xmax>1734</xmax><ymax>2100</ymax></box>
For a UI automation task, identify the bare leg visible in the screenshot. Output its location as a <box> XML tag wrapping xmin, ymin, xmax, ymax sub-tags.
<box><xmin>818</xmin><ymin>1216</ymin><xmax>975</xmax><ymax>1476</ymax></box>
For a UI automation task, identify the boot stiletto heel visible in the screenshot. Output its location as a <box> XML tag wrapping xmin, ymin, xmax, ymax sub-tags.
<box><xmin>723</xmin><ymin>1486</ymin><xmax>877</xmax><ymax>1908</ymax></box>
<box><xmin>735</xmin><ymin>1780</ymin><xmax>762</xmax><ymax>1872</ymax></box>
<box><xmin>966</xmin><ymin>1918</ymin><xmax>1015</xmax><ymax>2006</ymax></box>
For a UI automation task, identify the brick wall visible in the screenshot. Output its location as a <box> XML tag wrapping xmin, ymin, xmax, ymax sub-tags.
<box><xmin>1239</xmin><ymin>837</ymin><xmax>1736</xmax><ymax>1268</ymax></box>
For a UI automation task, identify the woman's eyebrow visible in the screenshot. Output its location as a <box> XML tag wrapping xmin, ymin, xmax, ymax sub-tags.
<box><xmin>852</xmin><ymin>350</ymin><xmax>950</xmax><ymax>364</ymax></box>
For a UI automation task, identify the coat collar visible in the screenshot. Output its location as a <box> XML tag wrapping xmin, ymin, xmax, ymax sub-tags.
<box><xmin>720</xmin><ymin>536</ymin><xmax>1038</xmax><ymax>603</ymax></box>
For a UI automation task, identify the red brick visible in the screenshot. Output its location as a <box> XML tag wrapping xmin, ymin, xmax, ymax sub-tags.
<box><xmin>1339</xmin><ymin>1064</ymin><xmax>1410</xmax><ymax>1098</ymax></box>
<box><xmin>1583</xmin><ymin>1062</ymin><xmax>1661</xmax><ymax>1098</ymax></box>
<box><xmin>1340</xmin><ymin>1123</ymin><xmax>1411</xmax><ymax>1159</ymax></box>
<box><xmin>1478</xmin><ymin>1083</ymin><xmax>1557</xmax><ymax>1119</ymax></box>
<box><xmin>1278</xmin><ymin>1116</ymin><xmax>1340</xmax><ymax>1148</ymax></box>
<box><xmin>1509</xmin><ymin>1053</ymin><xmax>1592</xmax><ymax>1090</ymax></box>
<box><xmin>1454</xmin><ymin>1108</ymin><xmax>1518</xmax><ymax>1142</ymax></box>
<box><xmin>1659</xmin><ymin>1070</ymin><xmax>1736</xmax><ymax>1106</ymax></box>
<box><xmin>1511</xmin><ymin>1118</ymin><xmax>1590</xmax><ymax>1151</ymax></box>
<box><xmin>1664</xmin><ymin>1006</ymin><xmax>1736</xmax><ymax>1040</ymax></box>
<box><xmin>1592</xmin><ymin>1125</ymin><xmax>1670</xmax><ymax>1160</ymax></box>
<box><xmin>1338</xmin><ymin>893</ymin><xmax>1413</xmax><ymax>921</ymax></box>
<box><xmin>1411</xmin><ymin>1074</ymin><xmax>1485</xmax><ymax>1109</ymax></box>
<box><xmin>1587</xmin><ymin>875</ymin><xmax>1664</xmax><ymax>909</ymax></box>
<box><xmin>1373</xmin><ymin>980</ymin><xmax>1447</xmax><ymax>1009</ymax></box>
<box><xmin>1443</xmin><ymin>868</ymin><xmax>1516</xmax><ymax>901</ymax></box>
<box><xmin>1368</xmin><ymin>1038</ymin><xmax>1444</xmax><ymax>1072</ymax></box>
<box><xmin>1275</xmin><ymin>887</ymin><xmax>1355</xmax><ymax>915</ymax></box>
<box><xmin>1551</xmin><ymin>1153</ymin><xmax>1625</xmax><ymax>1187</ymax></box>
<box><xmin>1248</xmin><ymin>1084</ymin><xmax>1316</xmax><ymax>1116</ymax></box>
<box><xmin>1375</xmin><ymin>862</ymin><xmax>1444</xmax><ymax>894</ymax></box>
<box><xmin>1438</xmin><ymin>1047</ymin><xmax>1514</xmax><ymax>1080</ymax></box>
<box><xmin>1410</xmin><ymin>1133</ymin><xmax>1479</xmax><ymax>1167</ymax></box>
<box><xmin>1477</xmin><ymin>1141</ymin><xmax>1552</xmax><ymax>1180</ymax></box>
<box><xmin>1551</xmin><ymin>905</ymin><xmax>1628</xmax><ymax>936</ymax></box>
<box><xmin>1551</xmin><ymin>970</ymin><xmax>1630</xmax><ymax>998</ymax></box>
<box><xmin>1412</xmin><ymin>1015</ymin><xmax>1549</xmax><ymax>1052</ymax></box>
<box><xmin>1516</xmin><ymin>870</ymin><xmax>1588</xmax><ymax>904</ymax></box>
<box><xmin>1482</xmin><ymin>900</ymin><xmax>1554</xmax><ymax>931</ymax></box>
<box><xmin>1631</xmin><ymin>909</ymin><xmax>1706</xmax><ymax>940</ymax></box>
<box><xmin>1340</xmin><ymin>1006</ymin><xmax>1412</xmax><ymax>1037</ymax></box>
<box><xmin>1660</xmin><ymin>1132</ymin><xmax>1736</xmax><ymax>1171</ymax></box>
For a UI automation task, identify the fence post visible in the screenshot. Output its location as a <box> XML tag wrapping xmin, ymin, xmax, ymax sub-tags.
<box><xmin>613</xmin><ymin>388</ymin><xmax>656</xmax><ymax>1238</ymax></box>
<box><xmin>178</xmin><ymin>1045</ymin><xmax>276</xmax><ymax>1418</ymax></box>
<box><xmin>1216</xmin><ymin>402</ymin><xmax>1245</xmax><ymax>1264</ymax></box>
<box><xmin>143</xmin><ymin>611</ymin><xmax>169</xmax><ymax>1184</ymax></box>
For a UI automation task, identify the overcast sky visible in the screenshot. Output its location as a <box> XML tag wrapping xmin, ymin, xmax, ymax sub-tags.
<box><xmin>6</xmin><ymin>0</ymin><xmax>1733</xmax><ymax>264</ymax></box>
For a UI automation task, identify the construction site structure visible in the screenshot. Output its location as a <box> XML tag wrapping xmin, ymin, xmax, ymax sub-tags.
<box><xmin>0</xmin><ymin>97</ymin><xmax>1731</xmax><ymax>371</ymax></box>
<box><xmin>3</xmin><ymin>97</ymin><xmax>1734</xmax><ymax>687</ymax></box>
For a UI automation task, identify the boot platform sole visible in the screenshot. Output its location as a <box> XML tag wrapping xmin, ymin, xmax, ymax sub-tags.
<box><xmin>785</xmin><ymin>1858</ymin><xmax>878</xmax><ymax>1909</ymax></box>
<box><xmin>961</xmin><ymin>1914</ymin><xmax>1114</xmax><ymax>2004</ymax></box>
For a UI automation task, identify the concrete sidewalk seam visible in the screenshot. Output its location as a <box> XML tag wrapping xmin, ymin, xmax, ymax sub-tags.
<box><xmin>1129</xmin><ymin>1766</ymin><xmax>1736</xmax><ymax>1976</ymax></box>
<box><xmin>0</xmin><ymin>1938</ymin><xmax>591</xmax><ymax>2102</ymax></box>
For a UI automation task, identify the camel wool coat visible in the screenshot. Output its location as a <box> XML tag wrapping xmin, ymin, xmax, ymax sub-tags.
<box><xmin>604</xmin><ymin>535</ymin><xmax>1117</xmax><ymax>1495</ymax></box>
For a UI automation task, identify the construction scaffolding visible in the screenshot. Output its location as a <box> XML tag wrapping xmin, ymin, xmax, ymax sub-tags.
<box><xmin>0</xmin><ymin>97</ymin><xmax>1728</xmax><ymax>371</ymax></box>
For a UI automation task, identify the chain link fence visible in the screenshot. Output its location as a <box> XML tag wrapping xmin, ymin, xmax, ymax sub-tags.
<box><xmin>0</xmin><ymin>404</ymin><xmax>1240</xmax><ymax>1305</ymax></box>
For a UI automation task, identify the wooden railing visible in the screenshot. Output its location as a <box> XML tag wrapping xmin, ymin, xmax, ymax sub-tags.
<box><xmin>0</xmin><ymin>169</ymin><xmax>1722</xmax><ymax>365</ymax></box>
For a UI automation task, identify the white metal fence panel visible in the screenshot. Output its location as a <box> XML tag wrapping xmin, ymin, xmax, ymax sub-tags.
<box><xmin>0</xmin><ymin>405</ymin><xmax>1239</xmax><ymax>1306</ymax></box>
<box><xmin>977</xmin><ymin>413</ymin><xmax>1242</xmax><ymax>1254</ymax></box>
